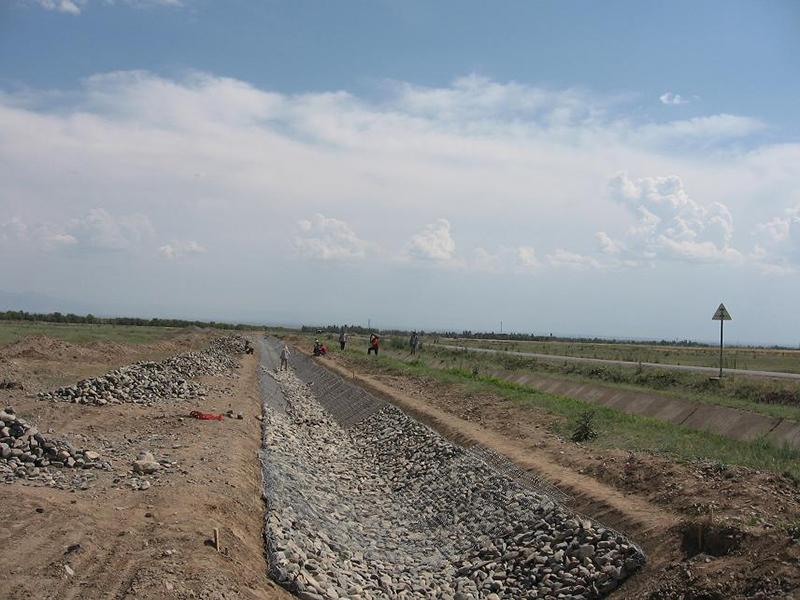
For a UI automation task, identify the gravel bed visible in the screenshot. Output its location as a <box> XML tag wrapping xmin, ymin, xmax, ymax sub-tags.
<box><xmin>38</xmin><ymin>335</ymin><xmax>249</xmax><ymax>406</ymax></box>
<box><xmin>261</xmin><ymin>367</ymin><xmax>644</xmax><ymax>599</ymax></box>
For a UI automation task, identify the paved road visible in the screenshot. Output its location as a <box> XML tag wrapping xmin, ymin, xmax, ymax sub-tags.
<box><xmin>439</xmin><ymin>344</ymin><xmax>800</xmax><ymax>381</ymax></box>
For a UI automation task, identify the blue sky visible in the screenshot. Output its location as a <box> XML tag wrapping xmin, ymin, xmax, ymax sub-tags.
<box><xmin>1</xmin><ymin>1</ymin><xmax>800</xmax><ymax>344</ymax></box>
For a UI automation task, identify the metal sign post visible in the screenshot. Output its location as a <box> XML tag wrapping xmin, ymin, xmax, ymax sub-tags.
<box><xmin>712</xmin><ymin>303</ymin><xmax>732</xmax><ymax>378</ymax></box>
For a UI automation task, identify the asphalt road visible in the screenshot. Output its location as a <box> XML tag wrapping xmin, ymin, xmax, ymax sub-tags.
<box><xmin>439</xmin><ymin>344</ymin><xmax>800</xmax><ymax>381</ymax></box>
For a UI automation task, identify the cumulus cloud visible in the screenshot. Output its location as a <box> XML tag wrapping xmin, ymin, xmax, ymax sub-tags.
<box><xmin>751</xmin><ymin>206</ymin><xmax>800</xmax><ymax>272</ymax></box>
<box><xmin>406</xmin><ymin>219</ymin><xmax>456</xmax><ymax>262</ymax></box>
<box><xmin>471</xmin><ymin>247</ymin><xmax>502</xmax><ymax>272</ymax></box>
<box><xmin>158</xmin><ymin>240</ymin><xmax>206</xmax><ymax>260</ymax></box>
<box><xmin>293</xmin><ymin>214</ymin><xmax>369</xmax><ymax>262</ymax></box>
<box><xmin>659</xmin><ymin>92</ymin><xmax>689</xmax><ymax>106</ymax></box>
<box><xmin>1</xmin><ymin>69</ymin><xmax>797</xmax><ymax>298</ymax></box>
<box><xmin>546</xmin><ymin>249</ymin><xmax>604</xmax><ymax>270</ymax></box>
<box><xmin>516</xmin><ymin>246</ymin><xmax>539</xmax><ymax>269</ymax></box>
<box><xmin>32</xmin><ymin>208</ymin><xmax>155</xmax><ymax>253</ymax></box>
<box><xmin>470</xmin><ymin>245</ymin><xmax>540</xmax><ymax>273</ymax></box>
<box><xmin>597</xmin><ymin>173</ymin><xmax>741</xmax><ymax>265</ymax></box>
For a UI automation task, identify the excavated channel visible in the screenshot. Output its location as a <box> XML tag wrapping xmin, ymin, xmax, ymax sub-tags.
<box><xmin>258</xmin><ymin>338</ymin><xmax>645</xmax><ymax>599</ymax></box>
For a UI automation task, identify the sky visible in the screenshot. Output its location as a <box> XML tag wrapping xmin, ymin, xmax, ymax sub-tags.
<box><xmin>1</xmin><ymin>1</ymin><xmax>799</xmax><ymax>344</ymax></box>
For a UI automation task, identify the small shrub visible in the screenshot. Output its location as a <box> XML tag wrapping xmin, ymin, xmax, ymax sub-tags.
<box><xmin>572</xmin><ymin>410</ymin><xmax>598</xmax><ymax>443</ymax></box>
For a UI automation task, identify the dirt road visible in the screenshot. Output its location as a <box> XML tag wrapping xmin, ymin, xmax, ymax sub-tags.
<box><xmin>0</xmin><ymin>334</ymin><xmax>292</xmax><ymax>600</ymax></box>
<box><xmin>441</xmin><ymin>343</ymin><xmax>800</xmax><ymax>380</ymax></box>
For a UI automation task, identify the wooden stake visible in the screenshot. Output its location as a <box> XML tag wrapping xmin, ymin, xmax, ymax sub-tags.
<box><xmin>213</xmin><ymin>527</ymin><xmax>220</xmax><ymax>552</ymax></box>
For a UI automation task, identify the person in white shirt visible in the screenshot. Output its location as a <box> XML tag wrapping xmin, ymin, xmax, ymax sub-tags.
<box><xmin>279</xmin><ymin>345</ymin><xmax>290</xmax><ymax>371</ymax></box>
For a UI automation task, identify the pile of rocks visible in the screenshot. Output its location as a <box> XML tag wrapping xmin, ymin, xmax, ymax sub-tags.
<box><xmin>261</xmin><ymin>367</ymin><xmax>644</xmax><ymax>599</ymax></box>
<box><xmin>38</xmin><ymin>335</ymin><xmax>249</xmax><ymax>406</ymax></box>
<box><xmin>1</xmin><ymin>406</ymin><xmax>109</xmax><ymax>484</ymax></box>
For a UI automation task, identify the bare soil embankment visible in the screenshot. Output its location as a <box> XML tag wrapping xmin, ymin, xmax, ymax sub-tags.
<box><xmin>0</xmin><ymin>334</ymin><xmax>292</xmax><ymax>600</ymax></box>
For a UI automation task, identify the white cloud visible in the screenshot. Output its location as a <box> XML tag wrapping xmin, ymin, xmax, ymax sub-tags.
<box><xmin>659</xmin><ymin>92</ymin><xmax>689</xmax><ymax>106</ymax></box>
<box><xmin>472</xmin><ymin>247</ymin><xmax>502</xmax><ymax>272</ymax></box>
<box><xmin>293</xmin><ymin>214</ymin><xmax>369</xmax><ymax>262</ymax></box>
<box><xmin>516</xmin><ymin>246</ymin><xmax>539</xmax><ymax>269</ymax></box>
<box><xmin>751</xmin><ymin>206</ymin><xmax>800</xmax><ymax>272</ymax></box>
<box><xmin>391</xmin><ymin>75</ymin><xmax>608</xmax><ymax>127</ymax></box>
<box><xmin>600</xmin><ymin>172</ymin><xmax>741</xmax><ymax>264</ymax></box>
<box><xmin>28</xmin><ymin>0</ymin><xmax>181</xmax><ymax>13</ymax></box>
<box><xmin>546</xmin><ymin>249</ymin><xmax>604</xmax><ymax>270</ymax></box>
<box><xmin>406</xmin><ymin>218</ymin><xmax>456</xmax><ymax>262</ymax></box>
<box><xmin>158</xmin><ymin>240</ymin><xmax>206</xmax><ymax>260</ymax></box>
<box><xmin>634</xmin><ymin>114</ymin><xmax>764</xmax><ymax>145</ymax></box>
<box><xmin>468</xmin><ymin>245</ymin><xmax>542</xmax><ymax>273</ymax></box>
<box><xmin>1</xmin><ymin>68</ymin><xmax>799</xmax><ymax>332</ymax></box>
<box><xmin>31</xmin><ymin>0</ymin><xmax>83</xmax><ymax>14</ymax></box>
<box><xmin>596</xmin><ymin>231</ymin><xmax>623</xmax><ymax>255</ymax></box>
<box><xmin>0</xmin><ymin>217</ymin><xmax>28</xmax><ymax>242</ymax></box>
<box><xmin>45</xmin><ymin>232</ymin><xmax>78</xmax><ymax>247</ymax></box>
<box><xmin>27</xmin><ymin>208</ymin><xmax>155</xmax><ymax>253</ymax></box>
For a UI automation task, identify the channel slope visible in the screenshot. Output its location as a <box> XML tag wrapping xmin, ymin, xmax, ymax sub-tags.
<box><xmin>259</xmin><ymin>344</ymin><xmax>644</xmax><ymax>599</ymax></box>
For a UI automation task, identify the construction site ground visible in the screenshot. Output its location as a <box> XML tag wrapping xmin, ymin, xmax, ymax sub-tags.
<box><xmin>1</xmin><ymin>329</ymin><xmax>799</xmax><ymax>599</ymax></box>
<box><xmin>0</xmin><ymin>332</ymin><xmax>292</xmax><ymax>600</ymax></box>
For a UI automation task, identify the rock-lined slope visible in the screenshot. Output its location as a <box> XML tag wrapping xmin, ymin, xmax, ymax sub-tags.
<box><xmin>261</xmin><ymin>367</ymin><xmax>644</xmax><ymax>599</ymax></box>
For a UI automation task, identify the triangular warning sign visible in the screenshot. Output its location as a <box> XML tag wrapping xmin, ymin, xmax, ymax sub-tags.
<box><xmin>712</xmin><ymin>303</ymin><xmax>732</xmax><ymax>321</ymax></box>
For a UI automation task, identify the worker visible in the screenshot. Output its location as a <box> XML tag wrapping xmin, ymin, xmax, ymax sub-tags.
<box><xmin>409</xmin><ymin>331</ymin><xmax>419</xmax><ymax>355</ymax></box>
<box><xmin>339</xmin><ymin>329</ymin><xmax>348</xmax><ymax>351</ymax></box>
<box><xmin>368</xmin><ymin>333</ymin><xmax>380</xmax><ymax>356</ymax></box>
<box><xmin>279</xmin><ymin>344</ymin><xmax>290</xmax><ymax>371</ymax></box>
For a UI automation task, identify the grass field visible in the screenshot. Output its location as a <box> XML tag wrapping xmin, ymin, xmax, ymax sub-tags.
<box><xmin>289</xmin><ymin>331</ymin><xmax>800</xmax><ymax>481</ymax></box>
<box><xmin>422</xmin><ymin>343</ymin><xmax>800</xmax><ymax>421</ymax></box>
<box><xmin>443</xmin><ymin>337</ymin><xmax>800</xmax><ymax>374</ymax></box>
<box><xmin>0</xmin><ymin>320</ymin><xmax>186</xmax><ymax>347</ymax></box>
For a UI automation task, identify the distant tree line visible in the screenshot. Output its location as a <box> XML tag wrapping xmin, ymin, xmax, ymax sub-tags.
<box><xmin>0</xmin><ymin>310</ymin><xmax>255</xmax><ymax>331</ymax></box>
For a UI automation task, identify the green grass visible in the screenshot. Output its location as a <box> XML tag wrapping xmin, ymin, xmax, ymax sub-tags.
<box><xmin>0</xmin><ymin>320</ymin><xmax>186</xmax><ymax>347</ymax></box>
<box><xmin>421</xmin><ymin>343</ymin><xmax>800</xmax><ymax>421</ymax></box>
<box><xmin>291</xmin><ymin>332</ymin><xmax>800</xmax><ymax>482</ymax></box>
<box><xmin>445</xmin><ymin>337</ymin><xmax>800</xmax><ymax>374</ymax></box>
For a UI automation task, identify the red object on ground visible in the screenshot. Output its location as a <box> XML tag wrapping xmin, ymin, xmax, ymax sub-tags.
<box><xmin>189</xmin><ymin>410</ymin><xmax>224</xmax><ymax>421</ymax></box>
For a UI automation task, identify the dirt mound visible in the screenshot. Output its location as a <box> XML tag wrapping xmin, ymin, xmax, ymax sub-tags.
<box><xmin>0</xmin><ymin>335</ymin><xmax>111</xmax><ymax>362</ymax></box>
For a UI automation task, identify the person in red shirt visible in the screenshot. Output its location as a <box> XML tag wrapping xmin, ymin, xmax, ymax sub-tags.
<box><xmin>368</xmin><ymin>333</ymin><xmax>380</xmax><ymax>355</ymax></box>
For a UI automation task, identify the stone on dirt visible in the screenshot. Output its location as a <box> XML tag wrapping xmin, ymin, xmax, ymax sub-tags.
<box><xmin>37</xmin><ymin>335</ymin><xmax>249</xmax><ymax>407</ymax></box>
<box><xmin>0</xmin><ymin>407</ymin><xmax>109</xmax><ymax>486</ymax></box>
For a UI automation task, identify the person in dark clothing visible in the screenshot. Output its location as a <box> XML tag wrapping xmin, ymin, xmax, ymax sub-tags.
<box><xmin>409</xmin><ymin>331</ymin><xmax>419</xmax><ymax>355</ymax></box>
<box><xmin>339</xmin><ymin>330</ymin><xmax>348</xmax><ymax>351</ymax></box>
